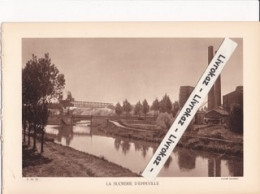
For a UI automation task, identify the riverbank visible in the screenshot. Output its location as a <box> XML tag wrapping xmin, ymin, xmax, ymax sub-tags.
<box><xmin>23</xmin><ymin>140</ymin><xmax>139</xmax><ymax>177</ymax></box>
<box><xmin>95</xmin><ymin>118</ymin><xmax>243</xmax><ymax>157</ymax></box>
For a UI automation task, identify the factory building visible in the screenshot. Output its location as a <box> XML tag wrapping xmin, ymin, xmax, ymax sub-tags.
<box><xmin>177</xmin><ymin>46</ymin><xmax>242</xmax><ymax>127</ymax></box>
<box><xmin>204</xmin><ymin>107</ymin><xmax>229</xmax><ymax>124</ymax></box>
<box><xmin>223</xmin><ymin>86</ymin><xmax>243</xmax><ymax>112</ymax></box>
<box><xmin>179</xmin><ymin>86</ymin><xmax>195</xmax><ymax>108</ymax></box>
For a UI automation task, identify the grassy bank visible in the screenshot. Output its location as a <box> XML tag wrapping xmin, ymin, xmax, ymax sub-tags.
<box><xmin>23</xmin><ymin>140</ymin><xmax>139</xmax><ymax>177</ymax></box>
<box><xmin>96</xmin><ymin>118</ymin><xmax>243</xmax><ymax>157</ymax></box>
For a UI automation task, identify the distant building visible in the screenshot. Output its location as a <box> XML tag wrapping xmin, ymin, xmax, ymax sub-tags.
<box><xmin>71</xmin><ymin>101</ymin><xmax>113</xmax><ymax>109</ymax></box>
<box><xmin>223</xmin><ymin>86</ymin><xmax>243</xmax><ymax>112</ymax></box>
<box><xmin>195</xmin><ymin>111</ymin><xmax>206</xmax><ymax>124</ymax></box>
<box><xmin>204</xmin><ymin>107</ymin><xmax>229</xmax><ymax>124</ymax></box>
<box><xmin>179</xmin><ymin>86</ymin><xmax>194</xmax><ymax>108</ymax></box>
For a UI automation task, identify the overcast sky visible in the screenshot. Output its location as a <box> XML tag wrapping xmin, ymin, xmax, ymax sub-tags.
<box><xmin>22</xmin><ymin>38</ymin><xmax>243</xmax><ymax>105</ymax></box>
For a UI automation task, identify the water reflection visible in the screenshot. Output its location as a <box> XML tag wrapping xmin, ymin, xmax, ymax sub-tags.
<box><xmin>226</xmin><ymin>159</ymin><xmax>243</xmax><ymax>176</ymax></box>
<box><xmin>115</xmin><ymin>140</ymin><xmax>150</xmax><ymax>158</ymax></box>
<box><xmin>122</xmin><ymin>140</ymin><xmax>131</xmax><ymax>155</ymax></box>
<box><xmin>45</xmin><ymin>123</ymin><xmax>243</xmax><ymax>177</ymax></box>
<box><xmin>164</xmin><ymin>156</ymin><xmax>173</xmax><ymax>169</ymax></box>
<box><xmin>134</xmin><ymin>141</ymin><xmax>142</xmax><ymax>152</ymax></box>
<box><xmin>114</xmin><ymin>137</ymin><xmax>121</xmax><ymax>151</ymax></box>
<box><xmin>208</xmin><ymin>158</ymin><xmax>221</xmax><ymax>177</ymax></box>
<box><xmin>57</xmin><ymin>125</ymin><xmax>74</xmax><ymax>146</ymax></box>
<box><xmin>113</xmin><ymin>137</ymin><xmax>131</xmax><ymax>155</ymax></box>
<box><xmin>141</xmin><ymin>145</ymin><xmax>149</xmax><ymax>158</ymax></box>
<box><xmin>178</xmin><ymin>149</ymin><xmax>196</xmax><ymax>170</ymax></box>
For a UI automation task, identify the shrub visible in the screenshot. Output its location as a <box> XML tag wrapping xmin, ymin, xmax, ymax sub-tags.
<box><xmin>229</xmin><ymin>104</ymin><xmax>243</xmax><ymax>134</ymax></box>
<box><xmin>156</xmin><ymin>112</ymin><xmax>174</xmax><ymax>129</ymax></box>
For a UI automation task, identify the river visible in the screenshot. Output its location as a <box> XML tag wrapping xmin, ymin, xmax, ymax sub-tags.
<box><xmin>45</xmin><ymin>121</ymin><xmax>243</xmax><ymax>177</ymax></box>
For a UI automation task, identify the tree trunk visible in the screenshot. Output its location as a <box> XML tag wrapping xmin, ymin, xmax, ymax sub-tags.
<box><xmin>28</xmin><ymin>124</ymin><xmax>31</xmax><ymax>146</ymax></box>
<box><xmin>28</xmin><ymin>125</ymin><xmax>31</xmax><ymax>146</ymax></box>
<box><xmin>23</xmin><ymin>125</ymin><xmax>26</xmax><ymax>143</ymax></box>
<box><xmin>41</xmin><ymin>128</ymin><xmax>44</xmax><ymax>153</ymax></box>
<box><xmin>33</xmin><ymin>123</ymin><xmax>37</xmax><ymax>150</ymax></box>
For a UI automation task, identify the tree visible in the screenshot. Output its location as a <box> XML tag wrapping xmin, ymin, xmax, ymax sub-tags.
<box><xmin>22</xmin><ymin>104</ymin><xmax>28</xmax><ymax>143</ymax></box>
<box><xmin>142</xmin><ymin>99</ymin><xmax>150</xmax><ymax>119</ymax></box>
<box><xmin>23</xmin><ymin>53</ymin><xmax>65</xmax><ymax>153</ymax></box>
<box><xmin>134</xmin><ymin>101</ymin><xmax>143</xmax><ymax>118</ymax></box>
<box><xmin>66</xmin><ymin>91</ymin><xmax>74</xmax><ymax>101</ymax></box>
<box><xmin>107</xmin><ymin>104</ymin><xmax>115</xmax><ymax>110</ymax></box>
<box><xmin>151</xmin><ymin>98</ymin><xmax>160</xmax><ymax>117</ymax></box>
<box><xmin>159</xmin><ymin>94</ymin><xmax>172</xmax><ymax>114</ymax></box>
<box><xmin>172</xmin><ymin>101</ymin><xmax>180</xmax><ymax>117</ymax></box>
<box><xmin>229</xmin><ymin>103</ymin><xmax>243</xmax><ymax>134</ymax></box>
<box><xmin>123</xmin><ymin>99</ymin><xmax>132</xmax><ymax>119</ymax></box>
<box><xmin>61</xmin><ymin>91</ymin><xmax>74</xmax><ymax>107</ymax></box>
<box><xmin>156</xmin><ymin>112</ymin><xmax>174</xmax><ymax>130</ymax></box>
<box><xmin>115</xmin><ymin>102</ymin><xmax>123</xmax><ymax>117</ymax></box>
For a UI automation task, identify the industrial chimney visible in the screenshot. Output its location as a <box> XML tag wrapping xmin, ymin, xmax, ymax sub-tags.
<box><xmin>208</xmin><ymin>46</ymin><xmax>215</xmax><ymax>110</ymax></box>
<box><xmin>207</xmin><ymin>46</ymin><xmax>222</xmax><ymax>110</ymax></box>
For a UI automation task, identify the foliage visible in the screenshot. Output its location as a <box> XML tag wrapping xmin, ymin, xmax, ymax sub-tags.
<box><xmin>61</xmin><ymin>91</ymin><xmax>74</xmax><ymax>107</ymax></box>
<box><xmin>23</xmin><ymin>54</ymin><xmax>65</xmax><ymax>104</ymax></box>
<box><xmin>172</xmin><ymin>101</ymin><xmax>180</xmax><ymax>117</ymax></box>
<box><xmin>66</xmin><ymin>91</ymin><xmax>74</xmax><ymax>102</ymax></box>
<box><xmin>115</xmin><ymin>102</ymin><xmax>123</xmax><ymax>116</ymax></box>
<box><xmin>134</xmin><ymin>101</ymin><xmax>142</xmax><ymax>117</ymax></box>
<box><xmin>159</xmin><ymin>94</ymin><xmax>172</xmax><ymax>114</ymax></box>
<box><xmin>156</xmin><ymin>112</ymin><xmax>174</xmax><ymax>130</ymax></box>
<box><xmin>107</xmin><ymin>104</ymin><xmax>115</xmax><ymax>110</ymax></box>
<box><xmin>229</xmin><ymin>103</ymin><xmax>243</xmax><ymax>134</ymax></box>
<box><xmin>123</xmin><ymin>99</ymin><xmax>132</xmax><ymax>118</ymax></box>
<box><xmin>151</xmin><ymin>98</ymin><xmax>160</xmax><ymax>116</ymax></box>
<box><xmin>22</xmin><ymin>53</ymin><xmax>65</xmax><ymax>152</ymax></box>
<box><xmin>142</xmin><ymin>99</ymin><xmax>150</xmax><ymax>118</ymax></box>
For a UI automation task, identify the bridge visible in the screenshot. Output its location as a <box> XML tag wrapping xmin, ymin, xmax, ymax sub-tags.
<box><xmin>61</xmin><ymin>114</ymin><xmax>93</xmax><ymax>126</ymax></box>
<box><xmin>71</xmin><ymin>101</ymin><xmax>113</xmax><ymax>108</ymax></box>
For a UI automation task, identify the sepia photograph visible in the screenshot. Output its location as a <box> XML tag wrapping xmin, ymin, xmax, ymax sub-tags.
<box><xmin>22</xmin><ymin>38</ymin><xmax>243</xmax><ymax>177</ymax></box>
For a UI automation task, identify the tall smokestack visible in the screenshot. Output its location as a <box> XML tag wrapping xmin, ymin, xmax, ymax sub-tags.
<box><xmin>208</xmin><ymin>46</ymin><xmax>215</xmax><ymax>110</ymax></box>
<box><xmin>214</xmin><ymin>51</ymin><xmax>221</xmax><ymax>108</ymax></box>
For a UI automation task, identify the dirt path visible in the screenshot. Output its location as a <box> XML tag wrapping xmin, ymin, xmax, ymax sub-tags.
<box><xmin>23</xmin><ymin>141</ymin><xmax>139</xmax><ymax>177</ymax></box>
<box><xmin>109</xmin><ymin>120</ymin><xmax>154</xmax><ymax>133</ymax></box>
